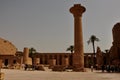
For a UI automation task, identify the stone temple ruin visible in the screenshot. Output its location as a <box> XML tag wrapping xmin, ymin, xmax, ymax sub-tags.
<box><xmin>0</xmin><ymin>4</ymin><xmax>120</xmax><ymax>71</ymax></box>
<box><xmin>0</xmin><ymin>4</ymin><xmax>88</xmax><ymax>71</ymax></box>
<box><xmin>96</xmin><ymin>22</ymin><xmax>120</xmax><ymax>68</ymax></box>
<box><xmin>0</xmin><ymin>38</ymin><xmax>17</xmax><ymax>55</ymax></box>
<box><xmin>70</xmin><ymin>4</ymin><xmax>86</xmax><ymax>71</ymax></box>
<box><xmin>109</xmin><ymin>23</ymin><xmax>120</xmax><ymax>65</ymax></box>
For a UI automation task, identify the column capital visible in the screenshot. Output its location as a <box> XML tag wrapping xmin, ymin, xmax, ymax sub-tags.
<box><xmin>70</xmin><ymin>4</ymin><xmax>86</xmax><ymax>17</ymax></box>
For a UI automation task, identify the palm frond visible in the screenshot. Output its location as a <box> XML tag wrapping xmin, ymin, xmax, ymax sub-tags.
<box><xmin>87</xmin><ymin>40</ymin><xmax>90</xmax><ymax>45</ymax></box>
<box><xmin>66</xmin><ymin>45</ymin><xmax>74</xmax><ymax>53</ymax></box>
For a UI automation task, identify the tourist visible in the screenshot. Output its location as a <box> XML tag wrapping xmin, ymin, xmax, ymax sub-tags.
<box><xmin>25</xmin><ymin>64</ymin><xmax>28</xmax><ymax>70</ymax></box>
<box><xmin>95</xmin><ymin>64</ymin><xmax>98</xmax><ymax>70</ymax></box>
<box><xmin>106</xmin><ymin>65</ymin><xmax>110</xmax><ymax>72</ymax></box>
<box><xmin>110</xmin><ymin>65</ymin><xmax>115</xmax><ymax>72</ymax></box>
<box><xmin>101</xmin><ymin>65</ymin><xmax>105</xmax><ymax>72</ymax></box>
<box><xmin>91</xmin><ymin>65</ymin><xmax>93</xmax><ymax>72</ymax></box>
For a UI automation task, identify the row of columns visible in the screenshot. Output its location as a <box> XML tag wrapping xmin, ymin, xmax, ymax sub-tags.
<box><xmin>49</xmin><ymin>57</ymin><xmax>69</xmax><ymax>68</ymax></box>
<box><xmin>23</xmin><ymin>47</ymin><xmax>71</xmax><ymax>67</ymax></box>
<box><xmin>34</xmin><ymin>54</ymin><xmax>94</xmax><ymax>68</ymax></box>
<box><xmin>23</xmin><ymin>48</ymin><xmax>95</xmax><ymax>69</ymax></box>
<box><xmin>35</xmin><ymin>55</ymin><xmax>70</xmax><ymax>68</ymax></box>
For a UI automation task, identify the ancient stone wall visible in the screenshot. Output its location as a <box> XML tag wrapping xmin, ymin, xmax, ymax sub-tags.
<box><xmin>0</xmin><ymin>37</ymin><xmax>17</xmax><ymax>55</ymax></box>
<box><xmin>109</xmin><ymin>23</ymin><xmax>120</xmax><ymax>65</ymax></box>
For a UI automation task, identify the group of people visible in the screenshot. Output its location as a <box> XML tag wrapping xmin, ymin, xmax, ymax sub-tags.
<box><xmin>101</xmin><ymin>64</ymin><xmax>120</xmax><ymax>72</ymax></box>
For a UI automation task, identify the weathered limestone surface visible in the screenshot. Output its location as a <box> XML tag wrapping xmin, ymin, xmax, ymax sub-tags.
<box><xmin>0</xmin><ymin>37</ymin><xmax>17</xmax><ymax>55</ymax></box>
<box><xmin>49</xmin><ymin>59</ymin><xmax>56</xmax><ymax>69</ymax></box>
<box><xmin>34</xmin><ymin>58</ymin><xmax>40</xmax><ymax>65</ymax></box>
<box><xmin>70</xmin><ymin>4</ymin><xmax>86</xmax><ymax>71</ymax></box>
<box><xmin>0</xmin><ymin>72</ymin><xmax>4</xmax><ymax>80</ymax></box>
<box><xmin>62</xmin><ymin>57</ymin><xmax>69</xmax><ymax>67</ymax></box>
<box><xmin>23</xmin><ymin>47</ymin><xmax>32</xmax><ymax>65</ymax></box>
<box><xmin>109</xmin><ymin>23</ymin><xmax>120</xmax><ymax>64</ymax></box>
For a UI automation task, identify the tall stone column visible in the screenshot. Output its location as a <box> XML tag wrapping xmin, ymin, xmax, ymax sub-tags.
<box><xmin>23</xmin><ymin>47</ymin><xmax>29</xmax><ymax>64</ymax></box>
<box><xmin>70</xmin><ymin>4</ymin><xmax>86</xmax><ymax>71</ymax></box>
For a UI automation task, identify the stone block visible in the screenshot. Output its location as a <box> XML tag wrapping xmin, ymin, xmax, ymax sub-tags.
<box><xmin>52</xmin><ymin>65</ymin><xmax>66</xmax><ymax>71</ymax></box>
<box><xmin>0</xmin><ymin>72</ymin><xmax>4</xmax><ymax>80</ymax></box>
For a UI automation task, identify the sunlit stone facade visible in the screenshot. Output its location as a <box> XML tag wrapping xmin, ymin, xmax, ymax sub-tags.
<box><xmin>70</xmin><ymin>4</ymin><xmax>86</xmax><ymax>71</ymax></box>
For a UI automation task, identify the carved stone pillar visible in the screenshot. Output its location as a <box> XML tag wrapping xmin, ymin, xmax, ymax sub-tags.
<box><xmin>23</xmin><ymin>47</ymin><xmax>29</xmax><ymax>64</ymax></box>
<box><xmin>49</xmin><ymin>59</ymin><xmax>56</xmax><ymax>69</ymax></box>
<box><xmin>62</xmin><ymin>57</ymin><xmax>69</xmax><ymax>67</ymax></box>
<box><xmin>34</xmin><ymin>58</ymin><xmax>40</xmax><ymax>65</ymax></box>
<box><xmin>70</xmin><ymin>4</ymin><xmax>86</xmax><ymax>71</ymax></box>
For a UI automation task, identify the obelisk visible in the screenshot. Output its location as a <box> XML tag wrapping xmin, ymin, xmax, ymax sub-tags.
<box><xmin>70</xmin><ymin>4</ymin><xmax>86</xmax><ymax>71</ymax></box>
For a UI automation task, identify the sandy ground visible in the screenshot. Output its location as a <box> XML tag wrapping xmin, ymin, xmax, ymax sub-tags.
<box><xmin>1</xmin><ymin>69</ymin><xmax>120</xmax><ymax>80</ymax></box>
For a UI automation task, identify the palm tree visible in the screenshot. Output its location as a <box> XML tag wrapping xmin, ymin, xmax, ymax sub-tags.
<box><xmin>29</xmin><ymin>47</ymin><xmax>36</xmax><ymax>66</ymax></box>
<box><xmin>66</xmin><ymin>45</ymin><xmax>74</xmax><ymax>66</ymax></box>
<box><xmin>66</xmin><ymin>45</ymin><xmax>74</xmax><ymax>53</ymax></box>
<box><xmin>87</xmin><ymin>35</ymin><xmax>100</xmax><ymax>66</ymax></box>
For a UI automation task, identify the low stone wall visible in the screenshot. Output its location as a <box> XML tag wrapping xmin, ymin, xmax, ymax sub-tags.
<box><xmin>52</xmin><ymin>65</ymin><xmax>66</xmax><ymax>71</ymax></box>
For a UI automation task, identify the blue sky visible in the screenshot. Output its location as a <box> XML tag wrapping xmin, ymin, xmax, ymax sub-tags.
<box><xmin>0</xmin><ymin>0</ymin><xmax>120</xmax><ymax>53</ymax></box>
